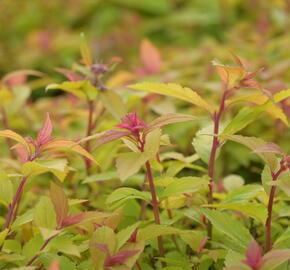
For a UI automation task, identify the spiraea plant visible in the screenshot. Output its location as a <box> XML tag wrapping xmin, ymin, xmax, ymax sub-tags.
<box><xmin>0</xmin><ymin>35</ymin><xmax>290</xmax><ymax>270</ymax></box>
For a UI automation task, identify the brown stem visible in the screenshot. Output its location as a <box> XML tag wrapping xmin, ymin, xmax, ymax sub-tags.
<box><xmin>4</xmin><ymin>176</ymin><xmax>28</xmax><ymax>230</ymax></box>
<box><xmin>145</xmin><ymin>161</ymin><xmax>166</xmax><ymax>266</ymax></box>
<box><xmin>265</xmin><ymin>166</ymin><xmax>284</xmax><ymax>252</ymax></box>
<box><xmin>85</xmin><ymin>100</ymin><xmax>95</xmax><ymax>175</ymax></box>
<box><xmin>27</xmin><ymin>233</ymin><xmax>58</xmax><ymax>265</ymax></box>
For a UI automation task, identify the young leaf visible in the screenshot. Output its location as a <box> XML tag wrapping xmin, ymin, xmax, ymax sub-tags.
<box><xmin>0</xmin><ymin>130</ymin><xmax>31</xmax><ymax>154</ymax></box>
<box><xmin>40</xmin><ymin>139</ymin><xmax>98</xmax><ymax>164</ymax></box>
<box><xmin>241</xmin><ymin>240</ymin><xmax>263</xmax><ymax>269</ymax></box>
<box><xmin>128</xmin><ymin>82</ymin><xmax>216</xmax><ymax>114</ymax></box>
<box><xmin>140</xmin><ymin>39</ymin><xmax>161</xmax><ymax>74</ymax></box>
<box><xmin>144</xmin><ymin>113</ymin><xmax>197</xmax><ymax>134</ymax></box>
<box><xmin>50</xmin><ymin>181</ymin><xmax>69</xmax><ymax>227</ymax></box>
<box><xmin>80</xmin><ymin>33</ymin><xmax>93</xmax><ymax>67</ymax></box>
<box><xmin>212</xmin><ymin>59</ymin><xmax>246</xmax><ymax>88</ymax></box>
<box><xmin>46</xmin><ymin>80</ymin><xmax>97</xmax><ymax>100</ymax></box>
<box><xmin>116</xmin><ymin>152</ymin><xmax>149</xmax><ymax>181</ymax></box>
<box><xmin>37</xmin><ymin>113</ymin><xmax>52</xmax><ymax>146</ymax></box>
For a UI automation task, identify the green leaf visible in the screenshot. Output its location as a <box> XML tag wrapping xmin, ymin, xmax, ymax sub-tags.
<box><xmin>179</xmin><ymin>231</ymin><xmax>205</xmax><ymax>252</ymax></box>
<box><xmin>274</xmin><ymin>227</ymin><xmax>290</xmax><ymax>248</ymax></box>
<box><xmin>222</xmin><ymin>185</ymin><xmax>263</xmax><ymax>204</ymax></box>
<box><xmin>89</xmin><ymin>226</ymin><xmax>117</xmax><ymax>269</ymax></box>
<box><xmin>116</xmin><ymin>152</ymin><xmax>149</xmax><ymax>181</ymax></box>
<box><xmin>129</xmin><ymin>82</ymin><xmax>216</xmax><ymax>114</ymax></box>
<box><xmin>222</xmin><ymin>105</ymin><xmax>266</xmax><ymax>136</ymax></box>
<box><xmin>116</xmin><ymin>222</ymin><xmax>140</xmax><ymax>250</ymax></box>
<box><xmin>0</xmin><ymin>229</ymin><xmax>9</xmax><ymax>246</ymax></box>
<box><xmin>100</xmin><ymin>91</ymin><xmax>127</xmax><ymax>120</ymax></box>
<box><xmin>34</xmin><ymin>197</ymin><xmax>57</xmax><ymax>230</ymax></box>
<box><xmin>137</xmin><ymin>224</ymin><xmax>183</xmax><ymax>241</ymax></box>
<box><xmin>82</xmin><ymin>171</ymin><xmax>119</xmax><ymax>184</ymax></box>
<box><xmin>205</xmin><ymin>202</ymin><xmax>267</xmax><ymax>223</ymax></box>
<box><xmin>21</xmin><ymin>159</ymin><xmax>68</xmax><ymax>181</ymax></box>
<box><xmin>80</xmin><ymin>33</ymin><xmax>93</xmax><ymax>67</ymax></box>
<box><xmin>199</xmin><ymin>208</ymin><xmax>252</xmax><ymax>250</ymax></box>
<box><xmin>161</xmin><ymin>176</ymin><xmax>209</xmax><ymax>199</ymax></box>
<box><xmin>220</xmin><ymin>134</ymin><xmax>278</xmax><ymax>171</ymax></box>
<box><xmin>192</xmin><ymin>123</ymin><xmax>223</xmax><ymax>164</ymax></box>
<box><xmin>12</xmin><ymin>209</ymin><xmax>34</xmax><ymax>230</ymax></box>
<box><xmin>46</xmin><ymin>80</ymin><xmax>97</xmax><ymax>100</ymax></box>
<box><xmin>50</xmin><ymin>181</ymin><xmax>69</xmax><ymax>227</ymax></box>
<box><xmin>144</xmin><ymin>128</ymin><xmax>161</xmax><ymax>159</ymax></box>
<box><xmin>106</xmin><ymin>187</ymin><xmax>151</xmax><ymax>209</ymax></box>
<box><xmin>0</xmin><ymin>170</ymin><xmax>13</xmax><ymax>205</ymax></box>
<box><xmin>48</xmin><ymin>235</ymin><xmax>80</xmax><ymax>257</ymax></box>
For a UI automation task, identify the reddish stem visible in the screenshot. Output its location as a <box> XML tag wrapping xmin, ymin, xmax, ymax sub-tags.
<box><xmin>206</xmin><ymin>90</ymin><xmax>227</xmax><ymax>238</ymax></box>
<box><xmin>265</xmin><ymin>165</ymin><xmax>285</xmax><ymax>252</ymax></box>
<box><xmin>27</xmin><ymin>233</ymin><xmax>58</xmax><ymax>265</ymax></box>
<box><xmin>4</xmin><ymin>176</ymin><xmax>28</xmax><ymax>230</ymax></box>
<box><xmin>85</xmin><ymin>100</ymin><xmax>94</xmax><ymax>174</ymax></box>
<box><xmin>145</xmin><ymin>161</ymin><xmax>166</xmax><ymax>265</ymax></box>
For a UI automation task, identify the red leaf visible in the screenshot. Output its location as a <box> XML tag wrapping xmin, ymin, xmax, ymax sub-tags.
<box><xmin>242</xmin><ymin>240</ymin><xmax>263</xmax><ymax>269</ymax></box>
<box><xmin>140</xmin><ymin>39</ymin><xmax>161</xmax><ymax>74</ymax></box>
<box><xmin>106</xmin><ymin>249</ymin><xmax>140</xmax><ymax>266</ymax></box>
<box><xmin>37</xmin><ymin>113</ymin><xmax>52</xmax><ymax>146</ymax></box>
<box><xmin>61</xmin><ymin>212</ymin><xmax>87</xmax><ymax>227</ymax></box>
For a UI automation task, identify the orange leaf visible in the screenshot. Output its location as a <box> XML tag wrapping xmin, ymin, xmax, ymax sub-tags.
<box><xmin>40</xmin><ymin>139</ymin><xmax>98</xmax><ymax>164</ymax></box>
<box><xmin>140</xmin><ymin>39</ymin><xmax>161</xmax><ymax>74</ymax></box>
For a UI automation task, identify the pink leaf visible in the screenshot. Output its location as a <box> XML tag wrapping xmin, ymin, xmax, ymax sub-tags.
<box><xmin>48</xmin><ymin>259</ymin><xmax>60</xmax><ymax>270</ymax></box>
<box><xmin>140</xmin><ymin>39</ymin><xmax>161</xmax><ymax>74</ymax></box>
<box><xmin>252</xmin><ymin>142</ymin><xmax>283</xmax><ymax>155</ymax></box>
<box><xmin>93</xmin><ymin>130</ymin><xmax>131</xmax><ymax>149</ymax></box>
<box><xmin>115</xmin><ymin>112</ymin><xmax>147</xmax><ymax>133</ymax></box>
<box><xmin>242</xmin><ymin>240</ymin><xmax>263</xmax><ymax>270</ymax></box>
<box><xmin>37</xmin><ymin>113</ymin><xmax>53</xmax><ymax>146</ymax></box>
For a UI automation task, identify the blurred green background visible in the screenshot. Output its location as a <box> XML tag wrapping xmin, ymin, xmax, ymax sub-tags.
<box><xmin>0</xmin><ymin>0</ymin><xmax>289</xmax><ymax>75</ymax></box>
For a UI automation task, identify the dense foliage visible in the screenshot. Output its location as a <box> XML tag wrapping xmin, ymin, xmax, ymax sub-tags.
<box><xmin>0</xmin><ymin>1</ymin><xmax>290</xmax><ymax>270</ymax></box>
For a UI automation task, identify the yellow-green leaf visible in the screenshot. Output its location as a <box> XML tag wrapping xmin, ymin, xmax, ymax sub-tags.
<box><xmin>80</xmin><ymin>33</ymin><xmax>93</xmax><ymax>67</ymax></box>
<box><xmin>129</xmin><ymin>82</ymin><xmax>216</xmax><ymax>114</ymax></box>
<box><xmin>0</xmin><ymin>130</ymin><xmax>31</xmax><ymax>154</ymax></box>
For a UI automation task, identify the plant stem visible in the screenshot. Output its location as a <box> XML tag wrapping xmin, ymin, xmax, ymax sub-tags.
<box><xmin>27</xmin><ymin>233</ymin><xmax>58</xmax><ymax>265</ymax></box>
<box><xmin>265</xmin><ymin>166</ymin><xmax>284</xmax><ymax>252</ymax></box>
<box><xmin>85</xmin><ymin>100</ymin><xmax>94</xmax><ymax>174</ymax></box>
<box><xmin>145</xmin><ymin>161</ymin><xmax>166</xmax><ymax>266</ymax></box>
<box><xmin>4</xmin><ymin>176</ymin><xmax>28</xmax><ymax>230</ymax></box>
<box><xmin>207</xmin><ymin>90</ymin><xmax>227</xmax><ymax>238</ymax></box>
